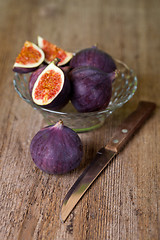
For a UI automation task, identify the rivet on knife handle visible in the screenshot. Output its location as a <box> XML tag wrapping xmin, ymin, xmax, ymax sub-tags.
<box><xmin>105</xmin><ymin>101</ymin><xmax>156</xmax><ymax>153</ymax></box>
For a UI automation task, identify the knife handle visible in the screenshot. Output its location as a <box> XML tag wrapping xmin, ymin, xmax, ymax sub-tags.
<box><xmin>105</xmin><ymin>101</ymin><xmax>156</xmax><ymax>153</ymax></box>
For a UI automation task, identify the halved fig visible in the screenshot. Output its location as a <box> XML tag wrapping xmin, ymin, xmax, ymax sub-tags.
<box><xmin>13</xmin><ymin>41</ymin><xmax>45</xmax><ymax>73</ymax></box>
<box><xmin>38</xmin><ymin>36</ymin><xmax>73</xmax><ymax>66</ymax></box>
<box><xmin>29</xmin><ymin>66</ymin><xmax>46</xmax><ymax>96</ymax></box>
<box><xmin>31</xmin><ymin>61</ymin><xmax>70</xmax><ymax>110</ymax></box>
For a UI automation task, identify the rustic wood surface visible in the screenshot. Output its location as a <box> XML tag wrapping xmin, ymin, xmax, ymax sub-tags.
<box><xmin>0</xmin><ymin>0</ymin><xmax>159</xmax><ymax>239</ymax></box>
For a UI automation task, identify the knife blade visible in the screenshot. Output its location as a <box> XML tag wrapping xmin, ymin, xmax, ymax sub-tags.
<box><xmin>60</xmin><ymin>101</ymin><xmax>156</xmax><ymax>222</ymax></box>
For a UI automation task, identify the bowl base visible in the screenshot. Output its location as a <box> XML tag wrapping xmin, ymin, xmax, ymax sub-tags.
<box><xmin>43</xmin><ymin>113</ymin><xmax>106</xmax><ymax>133</ymax></box>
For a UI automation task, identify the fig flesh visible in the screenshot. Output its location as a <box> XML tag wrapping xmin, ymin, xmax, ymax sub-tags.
<box><xmin>70</xmin><ymin>47</ymin><xmax>116</xmax><ymax>74</ymax></box>
<box><xmin>38</xmin><ymin>36</ymin><xmax>73</xmax><ymax>66</ymax></box>
<box><xmin>70</xmin><ymin>66</ymin><xmax>116</xmax><ymax>112</ymax></box>
<box><xmin>13</xmin><ymin>41</ymin><xmax>45</xmax><ymax>73</ymax></box>
<box><xmin>29</xmin><ymin>66</ymin><xmax>45</xmax><ymax>96</ymax></box>
<box><xmin>30</xmin><ymin>120</ymin><xmax>83</xmax><ymax>174</ymax></box>
<box><xmin>31</xmin><ymin>61</ymin><xmax>71</xmax><ymax>110</ymax></box>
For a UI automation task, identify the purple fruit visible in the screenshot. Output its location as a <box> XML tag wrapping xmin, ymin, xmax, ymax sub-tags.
<box><xmin>28</xmin><ymin>65</ymin><xmax>70</xmax><ymax>96</ymax></box>
<box><xmin>29</xmin><ymin>66</ymin><xmax>46</xmax><ymax>95</ymax></box>
<box><xmin>30</xmin><ymin>62</ymin><xmax>71</xmax><ymax>110</ymax></box>
<box><xmin>13</xmin><ymin>66</ymin><xmax>40</xmax><ymax>74</ymax></box>
<box><xmin>30</xmin><ymin>120</ymin><xmax>83</xmax><ymax>174</ymax></box>
<box><xmin>69</xmin><ymin>66</ymin><xmax>116</xmax><ymax>112</ymax></box>
<box><xmin>70</xmin><ymin>47</ymin><xmax>117</xmax><ymax>74</ymax></box>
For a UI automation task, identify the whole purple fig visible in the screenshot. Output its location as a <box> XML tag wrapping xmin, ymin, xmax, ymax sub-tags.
<box><xmin>70</xmin><ymin>47</ymin><xmax>116</xmax><ymax>74</ymax></box>
<box><xmin>70</xmin><ymin>66</ymin><xmax>116</xmax><ymax>112</ymax></box>
<box><xmin>13</xmin><ymin>41</ymin><xmax>45</xmax><ymax>73</ymax></box>
<box><xmin>30</xmin><ymin>120</ymin><xmax>83</xmax><ymax>174</ymax></box>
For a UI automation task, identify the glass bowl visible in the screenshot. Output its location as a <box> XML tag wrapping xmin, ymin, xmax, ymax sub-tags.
<box><xmin>13</xmin><ymin>59</ymin><xmax>138</xmax><ymax>132</ymax></box>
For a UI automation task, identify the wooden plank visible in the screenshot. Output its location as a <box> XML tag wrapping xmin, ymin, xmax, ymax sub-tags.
<box><xmin>0</xmin><ymin>0</ymin><xmax>159</xmax><ymax>239</ymax></box>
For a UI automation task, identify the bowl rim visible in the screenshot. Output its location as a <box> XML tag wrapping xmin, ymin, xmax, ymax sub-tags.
<box><xmin>13</xmin><ymin>59</ymin><xmax>138</xmax><ymax>116</ymax></box>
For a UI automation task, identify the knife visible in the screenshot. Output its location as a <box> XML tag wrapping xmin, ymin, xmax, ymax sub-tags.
<box><xmin>60</xmin><ymin>101</ymin><xmax>156</xmax><ymax>222</ymax></box>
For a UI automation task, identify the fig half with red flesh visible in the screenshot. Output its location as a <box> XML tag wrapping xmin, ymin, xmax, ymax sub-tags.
<box><xmin>38</xmin><ymin>36</ymin><xmax>73</xmax><ymax>66</ymax></box>
<box><xmin>13</xmin><ymin>41</ymin><xmax>45</xmax><ymax>73</ymax></box>
<box><xmin>29</xmin><ymin>65</ymin><xmax>71</xmax><ymax>96</ymax></box>
<box><xmin>29</xmin><ymin>66</ymin><xmax>46</xmax><ymax>96</ymax></box>
<box><xmin>31</xmin><ymin>61</ymin><xmax>70</xmax><ymax>110</ymax></box>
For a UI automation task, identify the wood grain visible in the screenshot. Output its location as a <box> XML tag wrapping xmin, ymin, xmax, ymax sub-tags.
<box><xmin>0</xmin><ymin>0</ymin><xmax>159</xmax><ymax>239</ymax></box>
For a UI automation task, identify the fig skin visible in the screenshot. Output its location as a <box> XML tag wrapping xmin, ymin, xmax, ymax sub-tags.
<box><xmin>70</xmin><ymin>47</ymin><xmax>116</xmax><ymax>74</ymax></box>
<box><xmin>13</xmin><ymin>66</ymin><xmax>39</xmax><ymax>74</ymax></box>
<box><xmin>69</xmin><ymin>66</ymin><xmax>115</xmax><ymax>112</ymax></box>
<box><xmin>29</xmin><ymin>64</ymin><xmax>71</xmax><ymax>110</ymax></box>
<box><xmin>30</xmin><ymin>120</ymin><xmax>83</xmax><ymax>174</ymax></box>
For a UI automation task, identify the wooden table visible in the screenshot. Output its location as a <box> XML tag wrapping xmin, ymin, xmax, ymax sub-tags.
<box><xmin>0</xmin><ymin>0</ymin><xmax>159</xmax><ymax>239</ymax></box>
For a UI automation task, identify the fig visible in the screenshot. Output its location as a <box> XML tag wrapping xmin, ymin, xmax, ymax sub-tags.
<box><xmin>13</xmin><ymin>41</ymin><xmax>45</xmax><ymax>73</ymax></box>
<box><xmin>29</xmin><ymin>66</ymin><xmax>45</xmax><ymax>96</ymax></box>
<box><xmin>30</xmin><ymin>120</ymin><xmax>83</xmax><ymax>174</ymax></box>
<box><xmin>70</xmin><ymin>47</ymin><xmax>116</xmax><ymax>74</ymax></box>
<box><xmin>70</xmin><ymin>66</ymin><xmax>116</xmax><ymax>112</ymax></box>
<box><xmin>31</xmin><ymin>61</ymin><xmax>71</xmax><ymax>110</ymax></box>
<box><xmin>38</xmin><ymin>36</ymin><xmax>73</xmax><ymax>66</ymax></box>
<box><xmin>29</xmin><ymin>65</ymin><xmax>71</xmax><ymax>96</ymax></box>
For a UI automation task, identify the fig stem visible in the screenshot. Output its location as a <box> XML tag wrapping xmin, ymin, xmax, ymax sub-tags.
<box><xmin>92</xmin><ymin>44</ymin><xmax>98</xmax><ymax>49</ymax></box>
<box><xmin>52</xmin><ymin>58</ymin><xmax>61</xmax><ymax>66</ymax></box>
<box><xmin>115</xmin><ymin>69</ymin><xmax>120</xmax><ymax>78</ymax></box>
<box><xmin>54</xmin><ymin>119</ymin><xmax>63</xmax><ymax>129</ymax></box>
<box><xmin>59</xmin><ymin>119</ymin><xmax>63</xmax><ymax>125</ymax></box>
<box><xmin>108</xmin><ymin>69</ymin><xmax>119</xmax><ymax>82</ymax></box>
